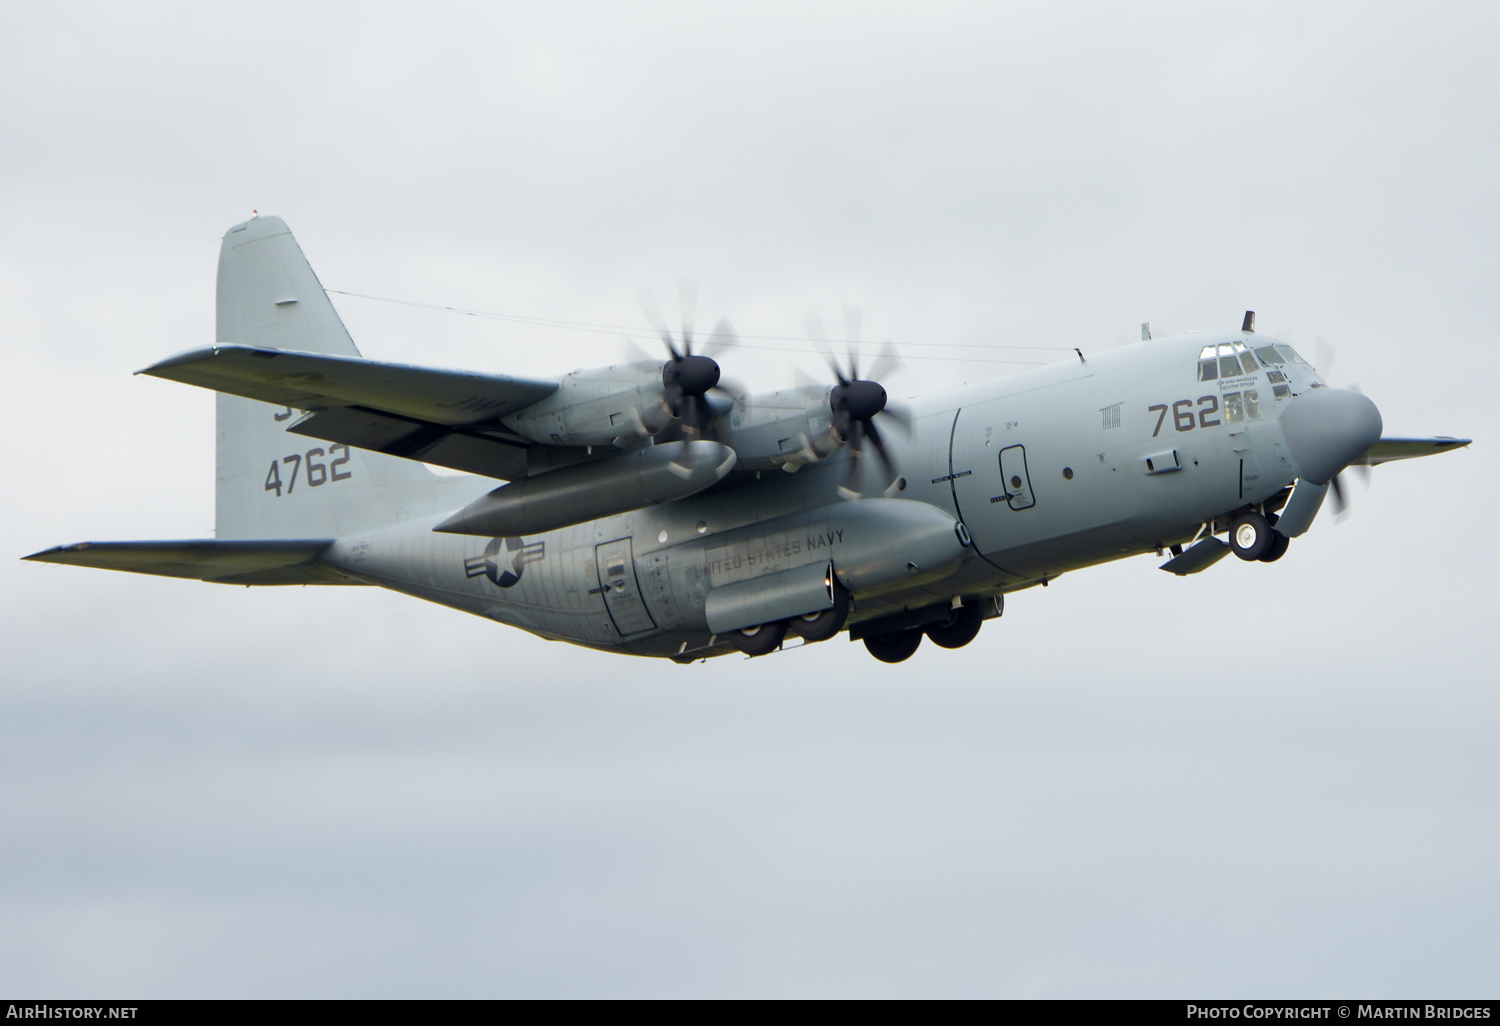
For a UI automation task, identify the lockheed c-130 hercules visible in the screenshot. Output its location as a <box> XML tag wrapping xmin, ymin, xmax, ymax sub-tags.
<box><xmin>26</xmin><ymin>216</ymin><xmax>1471</xmax><ymax>663</ymax></box>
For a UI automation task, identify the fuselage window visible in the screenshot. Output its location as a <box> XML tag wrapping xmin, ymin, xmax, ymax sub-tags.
<box><xmin>1256</xmin><ymin>346</ymin><xmax>1284</xmax><ymax>366</ymax></box>
<box><xmin>1224</xmin><ymin>392</ymin><xmax>1244</xmax><ymax>423</ymax></box>
<box><xmin>1277</xmin><ymin>345</ymin><xmax>1307</xmax><ymax>365</ymax></box>
<box><xmin>1239</xmin><ymin>352</ymin><xmax>1259</xmax><ymax>375</ymax></box>
<box><xmin>1221</xmin><ymin>390</ymin><xmax>1263</xmax><ymax>422</ymax></box>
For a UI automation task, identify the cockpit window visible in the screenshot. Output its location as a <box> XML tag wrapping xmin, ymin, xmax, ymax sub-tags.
<box><xmin>1199</xmin><ymin>341</ymin><xmax>1259</xmax><ymax>381</ymax></box>
<box><xmin>1256</xmin><ymin>344</ymin><xmax>1310</xmax><ymax>368</ymax></box>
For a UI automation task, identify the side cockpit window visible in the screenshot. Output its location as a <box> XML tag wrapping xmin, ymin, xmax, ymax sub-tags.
<box><xmin>1258</xmin><ymin>344</ymin><xmax>1307</xmax><ymax>366</ymax></box>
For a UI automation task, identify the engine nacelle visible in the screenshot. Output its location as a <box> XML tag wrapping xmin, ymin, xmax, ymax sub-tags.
<box><xmin>501</xmin><ymin>362</ymin><xmax>677</xmax><ymax>448</ymax></box>
<box><xmin>723</xmin><ymin>385</ymin><xmax>845</xmax><ymax>471</ymax></box>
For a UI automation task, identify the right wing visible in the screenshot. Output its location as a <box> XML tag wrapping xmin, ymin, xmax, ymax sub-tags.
<box><xmin>23</xmin><ymin>539</ymin><xmax>357</xmax><ymax>586</ymax></box>
<box><xmin>142</xmin><ymin>345</ymin><xmax>562</xmax><ymax>480</ymax></box>
<box><xmin>1357</xmin><ymin>437</ymin><xmax>1472</xmax><ymax>466</ymax></box>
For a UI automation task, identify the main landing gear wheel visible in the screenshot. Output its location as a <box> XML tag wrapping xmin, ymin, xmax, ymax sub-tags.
<box><xmin>728</xmin><ymin>620</ymin><xmax>788</xmax><ymax>656</ymax></box>
<box><xmin>787</xmin><ymin>576</ymin><xmax>851</xmax><ymax>643</ymax></box>
<box><xmin>864</xmin><ymin>628</ymin><xmax>923</xmax><ymax>664</ymax></box>
<box><xmin>925</xmin><ymin>600</ymin><xmax>983</xmax><ymax>649</ymax></box>
<box><xmin>1230</xmin><ymin>512</ymin><xmax>1273</xmax><ymax>561</ymax></box>
<box><xmin>1258</xmin><ymin>530</ymin><xmax>1290</xmax><ymax>562</ymax></box>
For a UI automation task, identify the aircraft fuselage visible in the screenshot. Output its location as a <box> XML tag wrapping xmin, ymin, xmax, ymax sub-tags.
<box><xmin>320</xmin><ymin>330</ymin><xmax>1322</xmax><ymax>661</ymax></box>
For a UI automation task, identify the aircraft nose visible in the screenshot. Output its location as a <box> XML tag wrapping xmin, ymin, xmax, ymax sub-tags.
<box><xmin>1279</xmin><ymin>387</ymin><xmax>1383</xmax><ymax>485</ymax></box>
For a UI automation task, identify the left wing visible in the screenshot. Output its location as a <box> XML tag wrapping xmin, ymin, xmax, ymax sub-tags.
<box><xmin>142</xmin><ymin>345</ymin><xmax>560</xmax><ymax>480</ymax></box>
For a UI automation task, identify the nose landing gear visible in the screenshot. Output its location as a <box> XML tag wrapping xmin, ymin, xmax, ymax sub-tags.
<box><xmin>1230</xmin><ymin>511</ymin><xmax>1290</xmax><ymax>563</ymax></box>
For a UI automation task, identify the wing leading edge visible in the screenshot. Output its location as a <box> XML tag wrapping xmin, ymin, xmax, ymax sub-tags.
<box><xmin>1358</xmin><ymin>437</ymin><xmax>1472</xmax><ymax>466</ymax></box>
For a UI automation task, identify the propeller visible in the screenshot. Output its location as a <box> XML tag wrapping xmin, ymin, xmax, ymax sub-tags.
<box><xmin>1309</xmin><ymin>333</ymin><xmax>1369</xmax><ymax>521</ymax></box>
<box><xmin>1327</xmin><ymin>460</ymin><xmax>1370</xmax><ymax>519</ymax></box>
<box><xmin>806</xmin><ymin>305</ymin><xmax>910</xmax><ymax>500</ymax></box>
<box><xmin>637</xmin><ymin>280</ymin><xmax>743</xmax><ymax>437</ymax></box>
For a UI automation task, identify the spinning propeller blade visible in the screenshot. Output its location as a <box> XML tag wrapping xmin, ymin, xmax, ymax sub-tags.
<box><xmin>639</xmin><ymin>281</ymin><xmax>742</xmax><ymax>439</ymax></box>
<box><xmin>806</xmin><ymin>305</ymin><xmax>908</xmax><ymax>499</ymax></box>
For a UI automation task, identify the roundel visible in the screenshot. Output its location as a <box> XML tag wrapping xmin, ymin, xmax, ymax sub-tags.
<box><xmin>485</xmin><ymin>536</ymin><xmax>526</xmax><ymax>588</ymax></box>
<box><xmin>464</xmin><ymin>537</ymin><xmax>534</xmax><ymax>589</ymax></box>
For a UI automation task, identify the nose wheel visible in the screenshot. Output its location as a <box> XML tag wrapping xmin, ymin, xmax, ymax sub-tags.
<box><xmin>1230</xmin><ymin>512</ymin><xmax>1273</xmax><ymax>560</ymax></box>
<box><xmin>1258</xmin><ymin>528</ymin><xmax>1290</xmax><ymax>562</ymax></box>
<box><xmin>1230</xmin><ymin>511</ymin><xmax>1290</xmax><ymax>563</ymax></box>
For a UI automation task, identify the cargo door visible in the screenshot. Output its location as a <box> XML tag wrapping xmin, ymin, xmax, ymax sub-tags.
<box><xmin>594</xmin><ymin>538</ymin><xmax>657</xmax><ymax>637</ymax></box>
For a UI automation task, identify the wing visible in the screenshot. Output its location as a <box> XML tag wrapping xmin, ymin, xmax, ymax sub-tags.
<box><xmin>1357</xmin><ymin>436</ymin><xmax>1472</xmax><ymax>466</ymax></box>
<box><xmin>23</xmin><ymin>539</ymin><xmax>359</xmax><ymax>586</ymax></box>
<box><xmin>141</xmin><ymin>345</ymin><xmax>561</xmax><ymax>480</ymax></box>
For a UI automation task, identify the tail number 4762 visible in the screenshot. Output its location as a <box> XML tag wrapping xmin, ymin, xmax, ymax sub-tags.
<box><xmin>265</xmin><ymin>445</ymin><xmax>352</xmax><ymax>497</ymax></box>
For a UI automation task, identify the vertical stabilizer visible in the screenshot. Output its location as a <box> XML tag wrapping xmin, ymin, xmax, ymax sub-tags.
<box><xmin>215</xmin><ymin>215</ymin><xmax>360</xmax><ymax>356</ymax></box>
<box><xmin>212</xmin><ymin>216</ymin><xmax>459</xmax><ymax>539</ymax></box>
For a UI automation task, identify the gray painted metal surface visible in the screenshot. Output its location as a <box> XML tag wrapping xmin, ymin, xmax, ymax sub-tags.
<box><xmin>705</xmin><ymin>561</ymin><xmax>833</xmax><ymax>634</ymax></box>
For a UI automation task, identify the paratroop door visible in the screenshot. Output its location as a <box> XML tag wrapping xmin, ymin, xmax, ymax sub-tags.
<box><xmin>594</xmin><ymin>538</ymin><xmax>657</xmax><ymax>636</ymax></box>
<box><xmin>998</xmin><ymin>445</ymin><xmax>1036</xmax><ymax>510</ymax></box>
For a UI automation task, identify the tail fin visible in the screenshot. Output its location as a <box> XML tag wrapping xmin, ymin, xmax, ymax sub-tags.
<box><xmin>212</xmin><ymin>216</ymin><xmax>450</xmax><ymax>539</ymax></box>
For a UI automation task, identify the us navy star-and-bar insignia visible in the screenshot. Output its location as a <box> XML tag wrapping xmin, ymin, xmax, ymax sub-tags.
<box><xmin>466</xmin><ymin>536</ymin><xmax>545</xmax><ymax>588</ymax></box>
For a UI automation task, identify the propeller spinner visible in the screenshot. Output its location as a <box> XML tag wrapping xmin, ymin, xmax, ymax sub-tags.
<box><xmin>808</xmin><ymin>307</ymin><xmax>910</xmax><ymax>500</ymax></box>
<box><xmin>638</xmin><ymin>280</ymin><xmax>741</xmax><ymax>437</ymax></box>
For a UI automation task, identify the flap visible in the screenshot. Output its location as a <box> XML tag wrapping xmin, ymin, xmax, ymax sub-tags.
<box><xmin>287</xmin><ymin>406</ymin><xmax>530</xmax><ymax>481</ymax></box>
<box><xmin>1357</xmin><ymin>436</ymin><xmax>1472</xmax><ymax>466</ymax></box>
<box><xmin>141</xmin><ymin>345</ymin><xmax>557</xmax><ymax>426</ymax></box>
<box><xmin>23</xmin><ymin>539</ymin><xmax>361</xmax><ymax>586</ymax></box>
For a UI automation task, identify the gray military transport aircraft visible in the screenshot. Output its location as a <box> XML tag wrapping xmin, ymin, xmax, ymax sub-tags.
<box><xmin>26</xmin><ymin>216</ymin><xmax>1471</xmax><ymax>662</ymax></box>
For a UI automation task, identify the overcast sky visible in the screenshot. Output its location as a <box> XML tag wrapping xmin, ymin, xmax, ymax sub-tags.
<box><xmin>2</xmin><ymin>1</ymin><xmax>1495</xmax><ymax>997</ymax></box>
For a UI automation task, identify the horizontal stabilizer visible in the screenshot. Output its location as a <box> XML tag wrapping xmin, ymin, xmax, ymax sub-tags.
<box><xmin>1358</xmin><ymin>436</ymin><xmax>1471</xmax><ymax>466</ymax></box>
<box><xmin>23</xmin><ymin>539</ymin><xmax>361</xmax><ymax>586</ymax></box>
<box><xmin>142</xmin><ymin>345</ymin><xmax>557</xmax><ymax>427</ymax></box>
